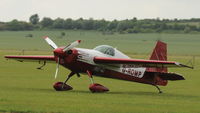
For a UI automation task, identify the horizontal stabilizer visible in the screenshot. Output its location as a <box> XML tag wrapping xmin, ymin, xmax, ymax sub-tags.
<box><xmin>159</xmin><ymin>72</ymin><xmax>185</xmax><ymax>81</ymax></box>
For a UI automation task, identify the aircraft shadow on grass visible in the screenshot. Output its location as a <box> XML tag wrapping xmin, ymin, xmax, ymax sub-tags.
<box><xmin>38</xmin><ymin>88</ymin><xmax>198</xmax><ymax>99</ymax></box>
<box><xmin>107</xmin><ymin>91</ymin><xmax>198</xmax><ymax>99</ymax></box>
<box><xmin>75</xmin><ymin>90</ymin><xmax>198</xmax><ymax>100</ymax></box>
<box><xmin>8</xmin><ymin>86</ymin><xmax>198</xmax><ymax>100</ymax></box>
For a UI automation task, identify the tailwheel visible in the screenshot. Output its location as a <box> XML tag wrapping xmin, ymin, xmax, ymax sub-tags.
<box><xmin>53</xmin><ymin>82</ymin><xmax>73</xmax><ymax>91</ymax></box>
<box><xmin>155</xmin><ymin>85</ymin><xmax>163</xmax><ymax>94</ymax></box>
<box><xmin>89</xmin><ymin>83</ymin><xmax>109</xmax><ymax>93</ymax></box>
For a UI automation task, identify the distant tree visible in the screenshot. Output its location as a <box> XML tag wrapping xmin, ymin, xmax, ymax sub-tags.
<box><xmin>172</xmin><ymin>23</ymin><xmax>185</xmax><ymax>30</ymax></box>
<box><xmin>160</xmin><ymin>23</ymin><xmax>168</xmax><ymax>30</ymax></box>
<box><xmin>82</xmin><ymin>18</ymin><xmax>94</xmax><ymax>30</ymax></box>
<box><xmin>0</xmin><ymin>22</ymin><xmax>7</xmax><ymax>30</ymax></box>
<box><xmin>190</xmin><ymin>18</ymin><xmax>200</xmax><ymax>22</ymax></box>
<box><xmin>156</xmin><ymin>17</ymin><xmax>161</xmax><ymax>22</ymax></box>
<box><xmin>107</xmin><ymin>20</ymin><xmax>118</xmax><ymax>30</ymax></box>
<box><xmin>184</xmin><ymin>26</ymin><xmax>191</xmax><ymax>33</ymax></box>
<box><xmin>7</xmin><ymin>19</ymin><xmax>33</xmax><ymax>31</ymax></box>
<box><xmin>7</xmin><ymin>19</ymin><xmax>20</xmax><ymax>30</ymax></box>
<box><xmin>73</xmin><ymin>18</ymin><xmax>83</xmax><ymax>29</ymax></box>
<box><xmin>132</xmin><ymin>26</ymin><xmax>140</xmax><ymax>33</ymax></box>
<box><xmin>132</xmin><ymin>17</ymin><xmax>137</xmax><ymax>22</ymax></box>
<box><xmin>22</xmin><ymin>22</ymin><xmax>34</xmax><ymax>30</ymax></box>
<box><xmin>64</xmin><ymin>18</ymin><xmax>73</xmax><ymax>29</ymax></box>
<box><xmin>162</xmin><ymin>19</ymin><xmax>170</xmax><ymax>22</ymax></box>
<box><xmin>93</xmin><ymin>19</ymin><xmax>108</xmax><ymax>31</ymax></box>
<box><xmin>174</xmin><ymin>18</ymin><xmax>178</xmax><ymax>22</ymax></box>
<box><xmin>2</xmin><ymin>14</ymin><xmax>200</xmax><ymax>33</ymax></box>
<box><xmin>93</xmin><ymin>20</ymin><xmax>102</xmax><ymax>30</ymax></box>
<box><xmin>41</xmin><ymin>17</ymin><xmax>53</xmax><ymax>28</ymax></box>
<box><xmin>29</xmin><ymin>14</ymin><xmax>39</xmax><ymax>25</ymax></box>
<box><xmin>126</xmin><ymin>28</ymin><xmax>134</xmax><ymax>33</ymax></box>
<box><xmin>188</xmin><ymin>25</ymin><xmax>198</xmax><ymax>31</ymax></box>
<box><xmin>53</xmin><ymin>18</ymin><xmax>65</xmax><ymax>29</ymax></box>
<box><xmin>117</xmin><ymin>20</ymin><xmax>132</xmax><ymax>31</ymax></box>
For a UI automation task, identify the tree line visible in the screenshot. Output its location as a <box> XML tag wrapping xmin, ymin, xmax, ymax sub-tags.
<box><xmin>0</xmin><ymin>14</ymin><xmax>200</xmax><ymax>33</ymax></box>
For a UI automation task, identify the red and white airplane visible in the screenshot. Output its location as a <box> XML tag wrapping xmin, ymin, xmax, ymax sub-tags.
<box><xmin>5</xmin><ymin>37</ymin><xmax>193</xmax><ymax>93</ymax></box>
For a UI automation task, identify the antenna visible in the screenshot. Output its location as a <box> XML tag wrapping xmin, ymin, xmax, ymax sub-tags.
<box><xmin>156</xmin><ymin>33</ymin><xmax>162</xmax><ymax>42</ymax></box>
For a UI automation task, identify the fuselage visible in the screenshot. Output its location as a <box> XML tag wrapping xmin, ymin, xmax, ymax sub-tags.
<box><xmin>54</xmin><ymin>45</ymin><xmax>166</xmax><ymax>86</ymax></box>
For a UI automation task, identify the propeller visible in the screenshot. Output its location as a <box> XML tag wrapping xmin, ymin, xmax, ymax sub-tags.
<box><xmin>55</xmin><ymin>57</ymin><xmax>60</xmax><ymax>79</ymax></box>
<box><xmin>63</xmin><ymin>40</ymin><xmax>81</xmax><ymax>52</ymax></box>
<box><xmin>43</xmin><ymin>36</ymin><xmax>58</xmax><ymax>49</ymax></box>
<box><xmin>43</xmin><ymin>36</ymin><xmax>81</xmax><ymax>79</ymax></box>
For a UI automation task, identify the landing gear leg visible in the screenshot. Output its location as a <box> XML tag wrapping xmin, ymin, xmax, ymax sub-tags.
<box><xmin>37</xmin><ymin>61</ymin><xmax>46</xmax><ymax>70</ymax></box>
<box><xmin>86</xmin><ymin>70</ymin><xmax>94</xmax><ymax>84</ymax></box>
<box><xmin>53</xmin><ymin>71</ymin><xmax>75</xmax><ymax>91</ymax></box>
<box><xmin>155</xmin><ymin>85</ymin><xmax>162</xmax><ymax>93</ymax></box>
<box><xmin>63</xmin><ymin>72</ymin><xmax>76</xmax><ymax>85</ymax></box>
<box><xmin>86</xmin><ymin>70</ymin><xmax>109</xmax><ymax>93</ymax></box>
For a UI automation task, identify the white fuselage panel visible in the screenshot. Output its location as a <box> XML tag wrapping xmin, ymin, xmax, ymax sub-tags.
<box><xmin>76</xmin><ymin>47</ymin><xmax>146</xmax><ymax>78</ymax></box>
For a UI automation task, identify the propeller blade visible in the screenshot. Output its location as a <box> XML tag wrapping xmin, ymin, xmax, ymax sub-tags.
<box><xmin>63</xmin><ymin>40</ymin><xmax>81</xmax><ymax>52</ymax></box>
<box><xmin>55</xmin><ymin>57</ymin><xmax>60</xmax><ymax>79</ymax></box>
<box><xmin>43</xmin><ymin>36</ymin><xmax>58</xmax><ymax>49</ymax></box>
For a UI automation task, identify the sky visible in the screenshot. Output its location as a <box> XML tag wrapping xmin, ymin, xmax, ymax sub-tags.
<box><xmin>0</xmin><ymin>0</ymin><xmax>200</xmax><ymax>22</ymax></box>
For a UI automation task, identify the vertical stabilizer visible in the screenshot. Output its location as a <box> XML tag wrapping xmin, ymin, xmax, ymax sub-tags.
<box><xmin>147</xmin><ymin>41</ymin><xmax>167</xmax><ymax>72</ymax></box>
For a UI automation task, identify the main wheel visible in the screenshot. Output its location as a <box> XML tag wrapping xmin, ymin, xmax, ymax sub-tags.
<box><xmin>53</xmin><ymin>82</ymin><xmax>73</xmax><ymax>91</ymax></box>
<box><xmin>89</xmin><ymin>83</ymin><xmax>109</xmax><ymax>93</ymax></box>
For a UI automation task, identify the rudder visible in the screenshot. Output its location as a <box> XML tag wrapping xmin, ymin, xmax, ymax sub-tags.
<box><xmin>147</xmin><ymin>41</ymin><xmax>168</xmax><ymax>72</ymax></box>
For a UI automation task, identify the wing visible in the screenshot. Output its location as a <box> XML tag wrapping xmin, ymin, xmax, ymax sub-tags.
<box><xmin>94</xmin><ymin>57</ymin><xmax>193</xmax><ymax>69</ymax></box>
<box><xmin>5</xmin><ymin>55</ymin><xmax>55</xmax><ymax>63</ymax></box>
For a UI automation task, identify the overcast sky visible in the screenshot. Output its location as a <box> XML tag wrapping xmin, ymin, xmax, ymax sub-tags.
<box><xmin>0</xmin><ymin>0</ymin><xmax>200</xmax><ymax>22</ymax></box>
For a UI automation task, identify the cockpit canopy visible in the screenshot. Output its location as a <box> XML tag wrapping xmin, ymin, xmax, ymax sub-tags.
<box><xmin>93</xmin><ymin>45</ymin><xmax>115</xmax><ymax>56</ymax></box>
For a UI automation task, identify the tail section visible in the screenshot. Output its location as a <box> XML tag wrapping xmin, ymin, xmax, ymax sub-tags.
<box><xmin>146</xmin><ymin>41</ymin><xmax>185</xmax><ymax>86</ymax></box>
<box><xmin>150</xmin><ymin>40</ymin><xmax>167</xmax><ymax>61</ymax></box>
<box><xmin>147</xmin><ymin>41</ymin><xmax>168</xmax><ymax>73</ymax></box>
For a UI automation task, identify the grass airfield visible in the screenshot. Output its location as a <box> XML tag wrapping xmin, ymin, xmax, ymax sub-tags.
<box><xmin>0</xmin><ymin>31</ymin><xmax>200</xmax><ymax>113</ymax></box>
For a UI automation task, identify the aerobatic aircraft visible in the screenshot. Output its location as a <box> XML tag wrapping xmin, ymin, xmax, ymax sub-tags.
<box><xmin>5</xmin><ymin>37</ymin><xmax>193</xmax><ymax>93</ymax></box>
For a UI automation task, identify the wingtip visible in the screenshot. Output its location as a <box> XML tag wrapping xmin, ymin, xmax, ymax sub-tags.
<box><xmin>179</xmin><ymin>63</ymin><xmax>194</xmax><ymax>69</ymax></box>
<box><xmin>4</xmin><ymin>55</ymin><xmax>10</xmax><ymax>58</ymax></box>
<box><xmin>43</xmin><ymin>36</ymin><xmax>49</xmax><ymax>39</ymax></box>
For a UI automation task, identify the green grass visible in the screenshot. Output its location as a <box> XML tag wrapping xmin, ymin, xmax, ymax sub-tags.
<box><xmin>0</xmin><ymin>30</ymin><xmax>200</xmax><ymax>55</ymax></box>
<box><xmin>0</xmin><ymin>30</ymin><xmax>200</xmax><ymax>113</ymax></box>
